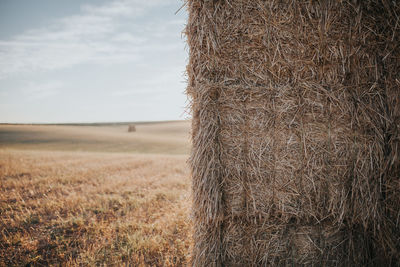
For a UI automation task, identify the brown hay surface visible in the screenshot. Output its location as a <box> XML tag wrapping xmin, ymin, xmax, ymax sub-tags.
<box><xmin>186</xmin><ymin>0</ymin><xmax>399</xmax><ymax>266</ymax></box>
<box><xmin>128</xmin><ymin>124</ymin><xmax>136</xmax><ymax>132</ymax></box>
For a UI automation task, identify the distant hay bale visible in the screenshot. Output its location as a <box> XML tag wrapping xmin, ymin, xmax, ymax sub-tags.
<box><xmin>186</xmin><ymin>0</ymin><xmax>399</xmax><ymax>266</ymax></box>
<box><xmin>128</xmin><ymin>125</ymin><xmax>136</xmax><ymax>132</ymax></box>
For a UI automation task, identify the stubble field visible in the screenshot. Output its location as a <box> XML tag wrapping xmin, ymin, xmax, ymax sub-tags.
<box><xmin>0</xmin><ymin>121</ymin><xmax>192</xmax><ymax>266</ymax></box>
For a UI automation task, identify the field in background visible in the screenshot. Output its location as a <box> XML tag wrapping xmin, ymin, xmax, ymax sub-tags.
<box><xmin>0</xmin><ymin>121</ymin><xmax>191</xmax><ymax>154</ymax></box>
<box><xmin>0</xmin><ymin>121</ymin><xmax>192</xmax><ymax>266</ymax></box>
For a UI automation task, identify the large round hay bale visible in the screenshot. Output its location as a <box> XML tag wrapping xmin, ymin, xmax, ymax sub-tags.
<box><xmin>186</xmin><ymin>0</ymin><xmax>399</xmax><ymax>266</ymax></box>
<box><xmin>128</xmin><ymin>124</ymin><xmax>136</xmax><ymax>132</ymax></box>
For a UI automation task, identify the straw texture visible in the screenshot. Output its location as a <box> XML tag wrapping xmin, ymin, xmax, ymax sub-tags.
<box><xmin>186</xmin><ymin>0</ymin><xmax>399</xmax><ymax>266</ymax></box>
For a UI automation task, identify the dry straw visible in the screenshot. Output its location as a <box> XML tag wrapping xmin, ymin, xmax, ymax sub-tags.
<box><xmin>185</xmin><ymin>0</ymin><xmax>399</xmax><ymax>266</ymax></box>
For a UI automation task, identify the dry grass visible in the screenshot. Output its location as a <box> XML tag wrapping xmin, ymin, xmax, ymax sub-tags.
<box><xmin>0</xmin><ymin>121</ymin><xmax>191</xmax><ymax>154</ymax></box>
<box><xmin>0</xmin><ymin>122</ymin><xmax>192</xmax><ymax>266</ymax></box>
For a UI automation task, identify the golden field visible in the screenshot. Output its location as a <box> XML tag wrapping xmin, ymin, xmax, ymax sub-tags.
<box><xmin>0</xmin><ymin>121</ymin><xmax>192</xmax><ymax>266</ymax></box>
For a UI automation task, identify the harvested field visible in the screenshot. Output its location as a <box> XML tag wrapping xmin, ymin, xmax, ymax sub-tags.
<box><xmin>0</xmin><ymin>121</ymin><xmax>190</xmax><ymax>154</ymax></box>
<box><xmin>0</xmin><ymin>121</ymin><xmax>192</xmax><ymax>266</ymax></box>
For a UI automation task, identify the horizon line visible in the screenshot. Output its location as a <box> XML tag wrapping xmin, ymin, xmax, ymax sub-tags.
<box><xmin>0</xmin><ymin>119</ymin><xmax>190</xmax><ymax>126</ymax></box>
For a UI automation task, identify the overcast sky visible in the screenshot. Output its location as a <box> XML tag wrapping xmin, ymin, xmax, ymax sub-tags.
<box><xmin>0</xmin><ymin>0</ymin><xmax>188</xmax><ymax>123</ymax></box>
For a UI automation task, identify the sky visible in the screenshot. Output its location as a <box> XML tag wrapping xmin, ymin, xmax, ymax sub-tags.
<box><xmin>0</xmin><ymin>0</ymin><xmax>188</xmax><ymax>123</ymax></box>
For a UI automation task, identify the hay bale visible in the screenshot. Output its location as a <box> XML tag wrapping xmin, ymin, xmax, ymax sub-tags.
<box><xmin>128</xmin><ymin>125</ymin><xmax>136</xmax><ymax>132</ymax></box>
<box><xmin>186</xmin><ymin>0</ymin><xmax>399</xmax><ymax>266</ymax></box>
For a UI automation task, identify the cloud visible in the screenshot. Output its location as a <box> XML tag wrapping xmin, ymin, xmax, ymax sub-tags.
<box><xmin>112</xmin><ymin>33</ymin><xmax>146</xmax><ymax>44</ymax></box>
<box><xmin>21</xmin><ymin>80</ymin><xmax>63</xmax><ymax>101</ymax></box>
<box><xmin>0</xmin><ymin>0</ymin><xmax>184</xmax><ymax>80</ymax></box>
<box><xmin>81</xmin><ymin>2</ymin><xmax>138</xmax><ymax>16</ymax></box>
<box><xmin>110</xmin><ymin>65</ymin><xmax>185</xmax><ymax>97</ymax></box>
<box><xmin>80</xmin><ymin>0</ymin><xmax>173</xmax><ymax>17</ymax></box>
